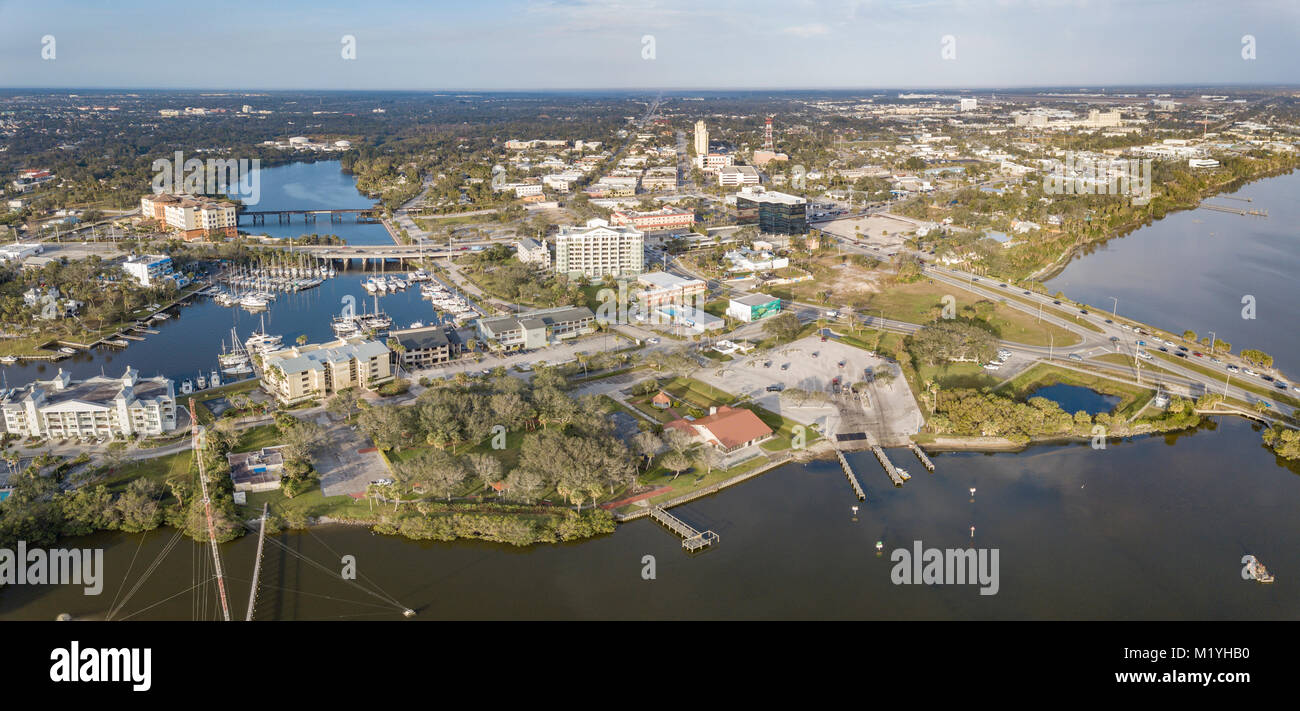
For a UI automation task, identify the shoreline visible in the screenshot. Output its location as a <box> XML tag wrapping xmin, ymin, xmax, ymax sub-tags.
<box><xmin>1028</xmin><ymin>164</ymin><xmax>1299</xmax><ymax>284</ymax></box>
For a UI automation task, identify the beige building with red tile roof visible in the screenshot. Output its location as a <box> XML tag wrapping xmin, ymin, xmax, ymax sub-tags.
<box><xmin>665</xmin><ymin>406</ymin><xmax>773</xmax><ymax>453</ymax></box>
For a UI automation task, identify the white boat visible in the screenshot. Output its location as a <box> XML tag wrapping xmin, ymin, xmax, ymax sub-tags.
<box><xmin>222</xmin><ymin>363</ymin><xmax>253</xmax><ymax>376</ymax></box>
<box><xmin>58</xmin><ymin>347</ymin><xmax>76</xmax><ymax>355</ymax></box>
<box><xmin>180</xmin><ymin>379</ymin><xmax>193</xmax><ymax>395</ymax></box>
<box><xmin>240</xmin><ymin>295</ymin><xmax>268</xmax><ymax>309</ymax></box>
<box><xmin>1</xmin><ymin>356</ymin><xmax>19</xmax><ymax>364</ymax></box>
<box><xmin>408</xmin><ymin>322</ymin><xmax>424</xmax><ymax>329</ymax></box>
<box><xmin>152</xmin><ymin>312</ymin><xmax>169</xmax><ymax>320</ymax></box>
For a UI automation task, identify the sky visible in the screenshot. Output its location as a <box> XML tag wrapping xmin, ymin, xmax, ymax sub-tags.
<box><xmin>0</xmin><ymin>0</ymin><xmax>1297</xmax><ymax>90</ymax></box>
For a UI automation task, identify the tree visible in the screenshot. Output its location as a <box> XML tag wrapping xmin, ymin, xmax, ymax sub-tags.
<box><xmin>1182</xmin><ymin>330</ymin><xmax>1197</xmax><ymax>342</ymax></box>
<box><xmin>693</xmin><ymin>445</ymin><xmax>724</xmax><ymax>475</ymax></box>
<box><xmin>328</xmin><ymin>387</ymin><xmax>361</xmax><ymax>419</ymax></box>
<box><xmin>762</xmin><ymin>311</ymin><xmax>802</xmax><ymax>344</ymax></box>
<box><xmin>660</xmin><ymin>451</ymin><xmax>690</xmax><ymax>480</ymax></box>
<box><xmin>465</xmin><ymin>452</ymin><xmax>503</xmax><ymax>494</ymax></box>
<box><xmin>907</xmin><ymin>321</ymin><xmax>998</xmax><ymax>366</ymax></box>
<box><xmin>632</xmin><ymin>431</ymin><xmax>662</xmax><ymax>471</ymax></box>
<box><xmin>399</xmin><ymin>449</ymin><xmax>466</xmax><ymax>501</ymax></box>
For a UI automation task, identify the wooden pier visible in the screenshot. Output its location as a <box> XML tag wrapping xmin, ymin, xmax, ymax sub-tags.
<box><xmin>648</xmin><ymin>506</ymin><xmax>719</xmax><ymax>552</ymax></box>
<box><xmin>872</xmin><ymin>445</ymin><xmax>905</xmax><ymax>487</ymax></box>
<box><xmin>1199</xmin><ymin>201</ymin><xmax>1267</xmax><ymax>217</ymax></box>
<box><xmin>835</xmin><ymin>450</ymin><xmax>867</xmax><ymax>501</ymax></box>
<box><xmin>908</xmin><ymin>443</ymin><xmax>935</xmax><ymax>472</ymax></box>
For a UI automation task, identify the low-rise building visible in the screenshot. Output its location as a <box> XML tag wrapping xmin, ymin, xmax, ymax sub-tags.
<box><xmin>122</xmin><ymin>254</ymin><xmax>185</xmax><ymax>288</ymax></box>
<box><xmin>261</xmin><ymin>338</ymin><xmax>393</xmax><ymax>405</ymax></box>
<box><xmin>513</xmin><ymin>238</ymin><xmax>552</xmax><ymax>268</ymax></box>
<box><xmin>635</xmin><ymin>271</ymin><xmax>706</xmax><ymax>310</ymax></box>
<box><xmin>1</xmin><ymin>367</ymin><xmax>177</xmax><ymax>439</ymax></box>
<box><xmin>476</xmin><ymin>306</ymin><xmax>596</xmax><ymax>351</ymax></box>
<box><xmin>718</xmin><ymin>165</ymin><xmax>760</xmax><ymax>187</ymax></box>
<box><xmin>0</xmin><ymin>242</ymin><xmax>43</xmax><ymax>264</ymax></box>
<box><xmin>388</xmin><ymin>325</ymin><xmax>458</xmax><ymax>369</ymax></box>
<box><xmin>609</xmin><ymin>206</ymin><xmax>695</xmax><ymax>232</ymax></box>
<box><xmin>726</xmin><ymin>293</ymin><xmax>782</xmax><ymax>322</ymax></box>
<box><xmin>664</xmin><ymin>406</ymin><xmax>774</xmax><ymax>453</ymax></box>
<box><xmin>228</xmin><ymin>446</ymin><xmax>287</xmax><ymax>492</ymax></box>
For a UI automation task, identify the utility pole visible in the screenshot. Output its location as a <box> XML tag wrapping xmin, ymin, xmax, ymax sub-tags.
<box><xmin>1109</xmin><ymin>296</ymin><xmax>1118</xmax><ymax>320</ymax></box>
<box><xmin>1208</xmin><ymin>330</ymin><xmax>1216</xmax><ymax>354</ymax></box>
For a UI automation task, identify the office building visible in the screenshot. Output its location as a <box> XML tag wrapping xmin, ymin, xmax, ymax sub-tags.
<box><xmin>726</xmin><ymin>293</ymin><xmax>782</xmax><ymax>322</ymax></box>
<box><xmin>734</xmin><ymin>186</ymin><xmax>807</xmax><ymax>235</ymax></box>
<box><xmin>718</xmin><ymin>165</ymin><xmax>760</xmax><ymax>186</ymax></box>
<box><xmin>476</xmin><ymin>306</ymin><xmax>596</xmax><ymax>351</ymax></box>
<box><xmin>609</xmin><ymin>206</ymin><xmax>695</xmax><ymax>232</ymax></box>
<box><xmin>387</xmin><ymin>325</ymin><xmax>458</xmax><ymax>369</ymax></box>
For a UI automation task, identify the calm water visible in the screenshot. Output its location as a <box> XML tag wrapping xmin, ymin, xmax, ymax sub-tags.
<box><xmin>2</xmin><ymin>417</ymin><xmax>1296</xmax><ymax>620</ymax></box>
<box><xmin>237</xmin><ymin>160</ymin><xmax>394</xmax><ymax>245</ymax></box>
<box><xmin>1028</xmin><ymin>384</ymin><xmax>1120</xmax><ymax>415</ymax></box>
<box><xmin>1046</xmin><ymin>169</ymin><xmax>1300</xmax><ymax>374</ymax></box>
<box><xmin>3</xmin><ymin>167</ymin><xmax>1299</xmax><ymax>620</ymax></box>
<box><xmin>1</xmin><ymin>160</ymin><xmax>426</xmax><ymax>389</ymax></box>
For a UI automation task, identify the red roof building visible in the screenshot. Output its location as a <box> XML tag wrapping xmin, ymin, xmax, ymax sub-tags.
<box><xmin>664</xmin><ymin>406</ymin><xmax>774</xmax><ymax>453</ymax></box>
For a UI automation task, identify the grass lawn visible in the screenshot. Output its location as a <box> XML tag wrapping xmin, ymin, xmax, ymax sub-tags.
<box><xmin>103</xmin><ymin>450</ymin><xmax>193</xmax><ymax>493</ymax></box>
<box><xmin>661</xmin><ymin>377</ymin><xmax>736</xmax><ymax>409</ymax></box>
<box><xmin>233</xmin><ymin>424</ymin><xmax>281</xmax><ymax>453</ymax></box>
<box><xmin>619</xmin><ymin>452</ymin><xmax>772</xmax><ymax>512</ymax></box>
<box><xmin>1093</xmin><ymin>352</ymin><xmax>1181</xmax><ymax>378</ymax></box>
<box><xmin>239</xmin><ymin>485</ymin><xmax>373</xmax><ymax>522</ymax></box>
<box><xmin>915</xmin><ymin>361</ymin><xmax>999</xmax><ymax>391</ymax></box>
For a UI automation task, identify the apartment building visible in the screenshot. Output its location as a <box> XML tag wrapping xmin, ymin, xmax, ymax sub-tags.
<box><xmin>476</xmin><ymin>306</ymin><xmax>595</xmax><ymax>351</ymax></box>
<box><xmin>261</xmin><ymin>338</ymin><xmax>393</xmax><ymax>405</ymax></box>
<box><xmin>1</xmin><ymin>368</ymin><xmax>177</xmax><ymax>440</ymax></box>
<box><xmin>387</xmin><ymin>325</ymin><xmax>458</xmax><ymax>369</ymax></box>
<box><xmin>554</xmin><ymin>218</ymin><xmax>644</xmax><ymax>279</ymax></box>
<box><xmin>140</xmin><ymin>193</ymin><xmax>237</xmax><ymax>240</ymax></box>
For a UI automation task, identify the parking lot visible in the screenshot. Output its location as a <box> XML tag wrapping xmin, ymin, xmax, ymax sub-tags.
<box><xmin>693</xmin><ymin>335</ymin><xmax>925</xmax><ymax>441</ymax></box>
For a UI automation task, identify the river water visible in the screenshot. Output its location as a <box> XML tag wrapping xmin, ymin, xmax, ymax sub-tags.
<box><xmin>2</xmin><ymin>162</ymin><xmax>1297</xmax><ymax>620</ymax></box>
<box><xmin>1045</xmin><ymin>169</ymin><xmax>1300</xmax><ymax>374</ymax></box>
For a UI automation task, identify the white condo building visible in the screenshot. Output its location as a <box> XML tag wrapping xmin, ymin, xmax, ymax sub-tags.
<box><xmin>1</xmin><ymin>368</ymin><xmax>177</xmax><ymax>439</ymax></box>
<box><xmin>554</xmin><ymin>218</ymin><xmax>644</xmax><ymax>279</ymax></box>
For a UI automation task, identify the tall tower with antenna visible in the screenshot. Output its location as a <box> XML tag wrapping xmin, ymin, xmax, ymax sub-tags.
<box><xmin>763</xmin><ymin>115</ymin><xmax>775</xmax><ymax>151</ymax></box>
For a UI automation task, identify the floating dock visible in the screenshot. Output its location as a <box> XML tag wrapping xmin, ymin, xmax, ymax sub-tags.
<box><xmin>648</xmin><ymin>506</ymin><xmax>719</xmax><ymax>552</ymax></box>
<box><xmin>908</xmin><ymin>443</ymin><xmax>935</xmax><ymax>472</ymax></box>
<box><xmin>872</xmin><ymin>445</ymin><xmax>905</xmax><ymax>487</ymax></box>
<box><xmin>836</xmin><ymin>450</ymin><xmax>867</xmax><ymax>501</ymax></box>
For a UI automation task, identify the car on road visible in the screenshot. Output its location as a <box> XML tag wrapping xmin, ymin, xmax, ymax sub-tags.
<box><xmin>1243</xmin><ymin>368</ymin><xmax>1258</xmax><ymax>376</ymax></box>
<box><xmin>763</xmin><ymin>360</ymin><xmax>772</xmax><ymax>368</ymax></box>
<box><xmin>983</xmin><ymin>363</ymin><xmax>1001</xmax><ymax>370</ymax></box>
<box><xmin>1177</xmin><ymin>346</ymin><xmax>1189</xmax><ymax>352</ymax></box>
<box><xmin>1274</xmin><ymin>381</ymin><xmax>1288</xmax><ymax>390</ymax></box>
<box><xmin>1261</xmin><ymin>374</ymin><xmax>1274</xmax><ymax>382</ymax></box>
<box><xmin>1109</xmin><ymin>336</ymin><xmax>1119</xmax><ymax>342</ymax></box>
<box><xmin>1227</xmin><ymin>364</ymin><xmax>1240</xmax><ymax>373</ymax></box>
<box><xmin>838</xmin><ymin>360</ymin><xmax>846</xmax><ymax>368</ymax></box>
<box><xmin>811</xmin><ymin>352</ymin><xmax>819</xmax><ymax>358</ymax></box>
<box><xmin>1164</xmin><ymin>340</ymin><xmax>1175</xmax><ymax>347</ymax></box>
<box><xmin>1175</xmin><ymin>352</ymin><xmax>1187</xmax><ymax>358</ymax></box>
<box><xmin>766</xmin><ymin>384</ymin><xmax>784</xmax><ymax>392</ymax></box>
<box><xmin>1104</xmin><ymin>319</ymin><xmax>1113</xmax><ymax>324</ymax></box>
<box><xmin>647</xmin><ymin>337</ymin><xmax>660</xmax><ymax>344</ymax></box>
<box><xmin>1079</xmin><ymin>309</ymin><xmax>1089</xmax><ymax>315</ymax></box>
<box><xmin>1158</xmin><ymin>346</ymin><xmax>1169</xmax><ymax>353</ymax></box>
<box><xmin>1121</xmin><ymin>324</ymin><xmax>1132</xmax><ymax>330</ymax></box>
<box><xmin>1193</xmin><ymin>352</ymin><xmax>1203</xmax><ymax>357</ymax></box>
<box><xmin>1053</xmin><ymin>300</ymin><xmax>1061</xmax><ymax>305</ymax></box>
<box><xmin>781</xmin><ymin>363</ymin><xmax>790</xmax><ymax>370</ymax></box>
<box><xmin>1137</xmin><ymin>350</ymin><xmax>1153</xmax><ymax>360</ymax></box>
<box><xmin>1069</xmin><ymin>353</ymin><xmax>1083</xmax><ymax>361</ymax></box>
<box><xmin>1137</xmin><ymin>340</ymin><xmax>1146</xmax><ymax>346</ymax></box>
<box><xmin>999</xmin><ymin>283</ymin><xmax>1007</xmax><ymax>288</ymax></box>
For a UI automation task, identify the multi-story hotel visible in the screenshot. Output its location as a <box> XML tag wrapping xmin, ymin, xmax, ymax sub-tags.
<box><xmin>553</xmin><ymin>218</ymin><xmax>644</xmax><ymax>279</ymax></box>
<box><xmin>717</xmin><ymin>165</ymin><xmax>760</xmax><ymax>187</ymax></box>
<box><xmin>139</xmin><ymin>193</ymin><xmax>238</xmax><ymax>240</ymax></box>
<box><xmin>609</xmin><ymin>206</ymin><xmax>695</xmax><ymax>232</ymax></box>
<box><xmin>1</xmin><ymin>368</ymin><xmax>177</xmax><ymax>440</ymax></box>
<box><xmin>261</xmin><ymin>338</ymin><xmax>393</xmax><ymax>405</ymax></box>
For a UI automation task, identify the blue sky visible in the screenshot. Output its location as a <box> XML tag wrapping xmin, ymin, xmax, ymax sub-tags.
<box><xmin>0</xmin><ymin>0</ymin><xmax>1296</xmax><ymax>89</ymax></box>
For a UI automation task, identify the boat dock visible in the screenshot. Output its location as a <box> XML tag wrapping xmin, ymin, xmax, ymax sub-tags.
<box><xmin>648</xmin><ymin>506</ymin><xmax>719</xmax><ymax>552</ymax></box>
<box><xmin>1199</xmin><ymin>201</ymin><xmax>1268</xmax><ymax>217</ymax></box>
<box><xmin>835</xmin><ymin>450</ymin><xmax>867</xmax><ymax>501</ymax></box>
<box><xmin>908</xmin><ymin>443</ymin><xmax>935</xmax><ymax>472</ymax></box>
<box><xmin>872</xmin><ymin>445</ymin><xmax>905</xmax><ymax>487</ymax></box>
